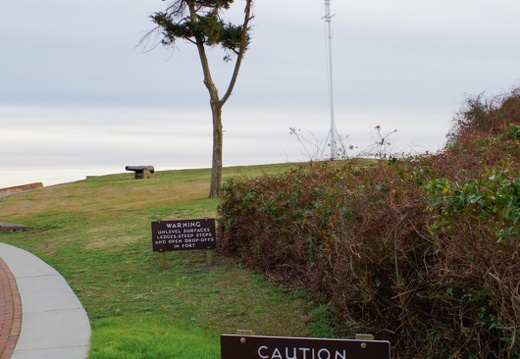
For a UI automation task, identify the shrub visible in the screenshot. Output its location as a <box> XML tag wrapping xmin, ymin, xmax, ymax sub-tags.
<box><xmin>217</xmin><ymin>89</ymin><xmax>520</xmax><ymax>358</ymax></box>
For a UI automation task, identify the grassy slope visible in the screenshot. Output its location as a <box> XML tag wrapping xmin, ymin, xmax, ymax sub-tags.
<box><xmin>0</xmin><ymin>164</ymin><xmax>311</xmax><ymax>358</ymax></box>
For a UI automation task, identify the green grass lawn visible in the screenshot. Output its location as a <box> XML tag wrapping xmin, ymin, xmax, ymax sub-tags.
<box><xmin>0</xmin><ymin>164</ymin><xmax>314</xmax><ymax>358</ymax></box>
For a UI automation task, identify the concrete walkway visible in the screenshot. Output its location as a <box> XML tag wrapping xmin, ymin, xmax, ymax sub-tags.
<box><xmin>0</xmin><ymin>242</ymin><xmax>90</xmax><ymax>359</ymax></box>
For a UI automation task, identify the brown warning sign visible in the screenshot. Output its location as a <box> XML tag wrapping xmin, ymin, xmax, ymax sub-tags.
<box><xmin>151</xmin><ymin>218</ymin><xmax>216</xmax><ymax>252</ymax></box>
<box><xmin>221</xmin><ymin>334</ymin><xmax>391</xmax><ymax>359</ymax></box>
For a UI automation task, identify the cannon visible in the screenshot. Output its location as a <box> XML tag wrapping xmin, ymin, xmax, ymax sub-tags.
<box><xmin>125</xmin><ymin>165</ymin><xmax>155</xmax><ymax>179</ymax></box>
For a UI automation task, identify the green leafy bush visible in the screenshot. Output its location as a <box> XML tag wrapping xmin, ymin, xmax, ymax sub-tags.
<box><xmin>427</xmin><ymin>164</ymin><xmax>520</xmax><ymax>244</ymax></box>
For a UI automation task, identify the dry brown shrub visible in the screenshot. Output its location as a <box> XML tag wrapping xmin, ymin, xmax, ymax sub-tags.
<box><xmin>218</xmin><ymin>88</ymin><xmax>520</xmax><ymax>358</ymax></box>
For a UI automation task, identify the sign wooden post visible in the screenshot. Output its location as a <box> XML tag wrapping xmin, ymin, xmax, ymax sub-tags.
<box><xmin>159</xmin><ymin>251</ymin><xmax>166</xmax><ymax>270</ymax></box>
<box><xmin>206</xmin><ymin>250</ymin><xmax>213</xmax><ymax>267</ymax></box>
<box><xmin>151</xmin><ymin>218</ymin><xmax>217</xmax><ymax>269</ymax></box>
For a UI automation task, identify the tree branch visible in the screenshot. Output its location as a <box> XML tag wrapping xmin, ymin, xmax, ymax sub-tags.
<box><xmin>219</xmin><ymin>0</ymin><xmax>253</xmax><ymax>106</ymax></box>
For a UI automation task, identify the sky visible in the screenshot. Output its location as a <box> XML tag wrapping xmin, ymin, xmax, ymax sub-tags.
<box><xmin>1</xmin><ymin>0</ymin><xmax>520</xmax><ymax>188</ymax></box>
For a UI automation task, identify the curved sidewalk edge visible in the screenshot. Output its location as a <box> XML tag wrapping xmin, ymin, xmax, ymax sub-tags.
<box><xmin>0</xmin><ymin>243</ymin><xmax>91</xmax><ymax>359</ymax></box>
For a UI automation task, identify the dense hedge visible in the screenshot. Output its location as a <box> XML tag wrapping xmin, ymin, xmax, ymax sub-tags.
<box><xmin>217</xmin><ymin>89</ymin><xmax>520</xmax><ymax>358</ymax></box>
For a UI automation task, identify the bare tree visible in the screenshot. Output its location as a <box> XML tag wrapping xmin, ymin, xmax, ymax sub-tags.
<box><xmin>146</xmin><ymin>0</ymin><xmax>254</xmax><ymax>197</ymax></box>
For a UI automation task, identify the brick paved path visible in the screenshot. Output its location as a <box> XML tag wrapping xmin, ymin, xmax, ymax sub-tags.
<box><xmin>0</xmin><ymin>259</ymin><xmax>22</xmax><ymax>359</ymax></box>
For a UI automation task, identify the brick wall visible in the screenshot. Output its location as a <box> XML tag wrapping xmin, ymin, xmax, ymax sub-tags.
<box><xmin>0</xmin><ymin>183</ymin><xmax>43</xmax><ymax>199</ymax></box>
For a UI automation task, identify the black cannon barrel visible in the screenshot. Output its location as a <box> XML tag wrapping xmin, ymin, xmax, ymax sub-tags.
<box><xmin>125</xmin><ymin>166</ymin><xmax>155</xmax><ymax>174</ymax></box>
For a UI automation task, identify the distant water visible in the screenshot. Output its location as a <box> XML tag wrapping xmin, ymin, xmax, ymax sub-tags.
<box><xmin>1</xmin><ymin>156</ymin><xmax>283</xmax><ymax>189</ymax></box>
<box><xmin>1</xmin><ymin>166</ymin><xmax>128</xmax><ymax>188</ymax></box>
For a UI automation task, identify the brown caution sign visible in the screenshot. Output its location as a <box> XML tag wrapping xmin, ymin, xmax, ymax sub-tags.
<box><xmin>151</xmin><ymin>218</ymin><xmax>216</xmax><ymax>252</ymax></box>
<box><xmin>221</xmin><ymin>334</ymin><xmax>390</xmax><ymax>359</ymax></box>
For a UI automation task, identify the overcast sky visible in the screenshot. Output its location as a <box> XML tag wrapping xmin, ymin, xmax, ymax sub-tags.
<box><xmin>1</xmin><ymin>0</ymin><xmax>520</xmax><ymax>188</ymax></box>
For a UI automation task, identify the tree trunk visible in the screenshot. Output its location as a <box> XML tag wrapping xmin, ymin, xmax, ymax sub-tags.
<box><xmin>186</xmin><ymin>0</ymin><xmax>253</xmax><ymax>198</ymax></box>
<box><xmin>209</xmin><ymin>101</ymin><xmax>223</xmax><ymax>198</ymax></box>
<box><xmin>187</xmin><ymin>2</ymin><xmax>223</xmax><ymax>198</ymax></box>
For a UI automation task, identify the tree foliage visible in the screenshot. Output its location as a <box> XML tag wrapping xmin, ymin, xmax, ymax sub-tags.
<box><xmin>151</xmin><ymin>0</ymin><xmax>250</xmax><ymax>53</ymax></box>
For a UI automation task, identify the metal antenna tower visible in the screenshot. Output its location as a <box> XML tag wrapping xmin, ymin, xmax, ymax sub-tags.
<box><xmin>321</xmin><ymin>0</ymin><xmax>345</xmax><ymax>160</ymax></box>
